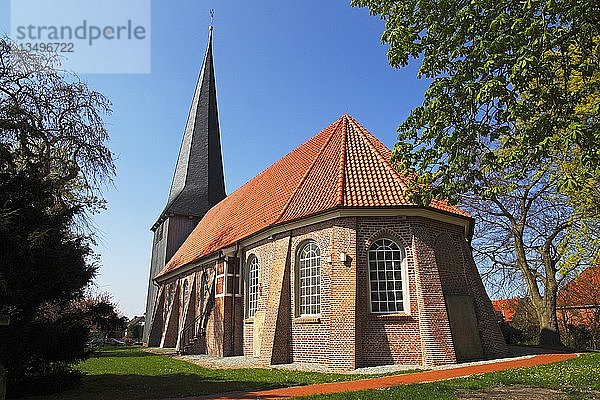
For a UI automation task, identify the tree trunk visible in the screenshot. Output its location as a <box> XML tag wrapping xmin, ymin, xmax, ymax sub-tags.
<box><xmin>534</xmin><ymin>295</ymin><xmax>564</xmax><ymax>347</ymax></box>
<box><xmin>511</xmin><ymin>218</ymin><xmax>564</xmax><ymax>348</ymax></box>
<box><xmin>538</xmin><ymin>247</ymin><xmax>563</xmax><ymax>348</ymax></box>
<box><xmin>540</xmin><ymin>310</ymin><xmax>564</xmax><ymax>347</ymax></box>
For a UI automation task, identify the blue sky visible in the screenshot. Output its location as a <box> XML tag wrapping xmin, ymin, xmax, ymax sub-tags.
<box><xmin>2</xmin><ymin>1</ymin><xmax>431</xmax><ymax>316</ymax></box>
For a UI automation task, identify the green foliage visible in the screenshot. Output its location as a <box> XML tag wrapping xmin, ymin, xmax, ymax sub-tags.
<box><xmin>352</xmin><ymin>0</ymin><xmax>599</xmax><ymax>346</ymax></box>
<box><xmin>351</xmin><ymin>0</ymin><xmax>599</xmax><ymax>203</ymax></box>
<box><xmin>126</xmin><ymin>324</ymin><xmax>143</xmax><ymax>340</ymax></box>
<box><xmin>0</xmin><ymin>37</ymin><xmax>116</xmax><ymax>396</ymax></box>
<box><xmin>0</xmin><ymin>147</ymin><xmax>97</xmax><ymax>396</ymax></box>
<box><xmin>77</xmin><ymin>292</ymin><xmax>127</xmax><ymax>339</ymax></box>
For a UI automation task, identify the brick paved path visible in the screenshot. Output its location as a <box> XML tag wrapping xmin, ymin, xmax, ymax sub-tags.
<box><xmin>197</xmin><ymin>353</ymin><xmax>576</xmax><ymax>400</ymax></box>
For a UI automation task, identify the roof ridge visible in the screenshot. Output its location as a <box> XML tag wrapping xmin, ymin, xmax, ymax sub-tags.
<box><xmin>156</xmin><ymin>115</ymin><xmax>472</xmax><ymax>278</ymax></box>
<box><xmin>347</xmin><ymin>116</ymin><xmax>409</xmax><ymax>195</ymax></box>
<box><xmin>347</xmin><ymin>116</ymin><xmax>469</xmax><ymax>215</ymax></box>
<box><xmin>335</xmin><ymin>116</ymin><xmax>348</xmax><ymax>206</ymax></box>
<box><xmin>274</xmin><ymin>117</ymin><xmax>345</xmax><ymax>223</ymax></box>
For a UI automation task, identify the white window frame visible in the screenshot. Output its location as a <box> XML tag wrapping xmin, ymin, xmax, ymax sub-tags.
<box><xmin>198</xmin><ymin>271</ymin><xmax>208</xmax><ymax>314</ymax></box>
<box><xmin>246</xmin><ymin>256</ymin><xmax>259</xmax><ymax>318</ymax></box>
<box><xmin>367</xmin><ymin>238</ymin><xmax>410</xmax><ymax>315</ymax></box>
<box><xmin>297</xmin><ymin>241</ymin><xmax>321</xmax><ymax>317</ymax></box>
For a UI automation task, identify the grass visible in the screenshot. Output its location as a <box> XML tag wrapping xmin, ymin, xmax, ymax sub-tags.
<box><xmin>299</xmin><ymin>352</ymin><xmax>600</xmax><ymax>400</ymax></box>
<box><xmin>23</xmin><ymin>347</ymin><xmax>600</xmax><ymax>400</ymax></box>
<box><xmin>23</xmin><ymin>346</ymin><xmax>365</xmax><ymax>400</ymax></box>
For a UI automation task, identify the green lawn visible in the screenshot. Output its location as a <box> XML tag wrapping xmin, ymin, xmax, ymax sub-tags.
<box><xmin>23</xmin><ymin>347</ymin><xmax>600</xmax><ymax>400</ymax></box>
<box><xmin>300</xmin><ymin>352</ymin><xmax>600</xmax><ymax>400</ymax></box>
<box><xmin>24</xmin><ymin>346</ymin><xmax>363</xmax><ymax>400</ymax></box>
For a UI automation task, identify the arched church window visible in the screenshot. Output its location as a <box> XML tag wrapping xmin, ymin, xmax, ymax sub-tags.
<box><xmin>298</xmin><ymin>241</ymin><xmax>321</xmax><ymax>316</ymax></box>
<box><xmin>198</xmin><ymin>272</ymin><xmax>208</xmax><ymax>314</ymax></box>
<box><xmin>182</xmin><ymin>279</ymin><xmax>189</xmax><ymax>308</ymax></box>
<box><xmin>368</xmin><ymin>238</ymin><xmax>408</xmax><ymax>313</ymax></box>
<box><xmin>246</xmin><ymin>256</ymin><xmax>259</xmax><ymax>318</ymax></box>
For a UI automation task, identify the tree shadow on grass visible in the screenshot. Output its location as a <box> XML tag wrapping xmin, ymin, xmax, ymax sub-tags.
<box><xmin>88</xmin><ymin>350</ymin><xmax>156</xmax><ymax>358</ymax></box>
<box><xmin>20</xmin><ymin>373</ymin><xmax>298</xmax><ymax>400</ymax></box>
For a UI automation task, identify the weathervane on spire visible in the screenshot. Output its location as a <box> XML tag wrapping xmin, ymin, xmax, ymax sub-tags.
<box><xmin>209</xmin><ymin>9</ymin><xmax>214</xmax><ymax>31</ymax></box>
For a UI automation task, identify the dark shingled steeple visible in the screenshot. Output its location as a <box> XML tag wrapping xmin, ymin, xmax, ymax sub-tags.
<box><xmin>143</xmin><ymin>24</ymin><xmax>226</xmax><ymax>343</ymax></box>
<box><xmin>156</xmin><ymin>26</ymin><xmax>226</xmax><ymax>225</ymax></box>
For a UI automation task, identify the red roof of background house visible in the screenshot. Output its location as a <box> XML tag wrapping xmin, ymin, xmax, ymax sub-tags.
<box><xmin>156</xmin><ymin>114</ymin><xmax>469</xmax><ymax>279</ymax></box>
<box><xmin>559</xmin><ymin>265</ymin><xmax>600</xmax><ymax>307</ymax></box>
<box><xmin>492</xmin><ymin>298</ymin><xmax>520</xmax><ymax>323</ymax></box>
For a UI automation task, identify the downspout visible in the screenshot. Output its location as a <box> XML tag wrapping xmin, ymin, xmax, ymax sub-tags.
<box><xmin>230</xmin><ymin>242</ymin><xmax>241</xmax><ymax>355</ymax></box>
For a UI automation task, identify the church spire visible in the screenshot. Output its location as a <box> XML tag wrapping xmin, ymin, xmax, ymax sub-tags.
<box><xmin>144</xmin><ymin>19</ymin><xmax>226</xmax><ymax>343</ymax></box>
<box><xmin>156</xmin><ymin>21</ymin><xmax>226</xmax><ymax>226</ymax></box>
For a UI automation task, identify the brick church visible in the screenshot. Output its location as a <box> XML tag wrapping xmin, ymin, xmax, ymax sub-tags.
<box><xmin>143</xmin><ymin>26</ymin><xmax>507</xmax><ymax>370</ymax></box>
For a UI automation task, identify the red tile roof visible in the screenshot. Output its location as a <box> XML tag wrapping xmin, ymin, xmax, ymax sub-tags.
<box><xmin>156</xmin><ymin>114</ymin><xmax>469</xmax><ymax>279</ymax></box>
<box><xmin>559</xmin><ymin>265</ymin><xmax>600</xmax><ymax>307</ymax></box>
<box><xmin>492</xmin><ymin>298</ymin><xmax>520</xmax><ymax>323</ymax></box>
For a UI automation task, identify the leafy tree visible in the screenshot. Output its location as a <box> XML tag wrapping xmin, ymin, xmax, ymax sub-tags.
<box><xmin>352</xmin><ymin>0</ymin><xmax>599</xmax><ymax>346</ymax></box>
<box><xmin>0</xmin><ymin>38</ymin><xmax>115</xmax><ymax>395</ymax></box>
<box><xmin>0</xmin><ymin>38</ymin><xmax>114</xmax><ymax>225</ymax></box>
<box><xmin>352</xmin><ymin>0</ymin><xmax>598</xmax><ymax>198</ymax></box>
<box><xmin>0</xmin><ymin>148</ymin><xmax>96</xmax><ymax>396</ymax></box>
<box><xmin>77</xmin><ymin>292</ymin><xmax>128</xmax><ymax>340</ymax></box>
<box><xmin>127</xmin><ymin>323</ymin><xmax>143</xmax><ymax>341</ymax></box>
<box><xmin>465</xmin><ymin>163</ymin><xmax>595</xmax><ymax>346</ymax></box>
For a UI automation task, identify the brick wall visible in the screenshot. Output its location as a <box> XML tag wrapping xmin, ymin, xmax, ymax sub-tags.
<box><xmin>243</xmin><ymin>221</ymin><xmax>341</xmax><ymax>366</ymax></box>
<box><xmin>243</xmin><ymin>320</ymin><xmax>254</xmax><ymax>356</ymax></box>
<box><xmin>289</xmin><ymin>222</ymin><xmax>333</xmax><ymax>366</ymax></box>
<box><xmin>356</xmin><ymin>217</ymin><xmax>426</xmax><ymax>366</ymax></box>
<box><xmin>242</xmin><ymin>234</ymin><xmax>281</xmax><ymax>361</ymax></box>
<box><xmin>411</xmin><ymin>219</ymin><xmax>457</xmax><ymax>366</ymax></box>
<box><xmin>435</xmin><ymin>233</ymin><xmax>469</xmax><ymax>296</ymax></box>
<box><xmin>207</xmin><ymin>259</ymin><xmax>226</xmax><ymax>356</ymax></box>
<box><xmin>147</xmin><ymin>285</ymin><xmax>165</xmax><ymax>347</ymax></box>
<box><xmin>154</xmin><ymin>260</ymin><xmax>231</xmax><ymax>356</ymax></box>
<box><xmin>327</xmin><ymin>218</ymin><xmax>358</xmax><ymax>370</ymax></box>
<box><xmin>460</xmin><ymin>241</ymin><xmax>508</xmax><ymax>358</ymax></box>
<box><xmin>160</xmin><ymin>280</ymin><xmax>180</xmax><ymax>348</ymax></box>
<box><xmin>152</xmin><ymin>213</ymin><xmax>506</xmax><ymax>369</ymax></box>
<box><xmin>176</xmin><ymin>274</ymin><xmax>196</xmax><ymax>350</ymax></box>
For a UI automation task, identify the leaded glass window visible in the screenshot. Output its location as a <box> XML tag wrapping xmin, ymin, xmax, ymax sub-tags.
<box><xmin>368</xmin><ymin>238</ymin><xmax>407</xmax><ymax>313</ymax></box>
<box><xmin>199</xmin><ymin>272</ymin><xmax>208</xmax><ymax>314</ymax></box>
<box><xmin>182</xmin><ymin>279</ymin><xmax>189</xmax><ymax>308</ymax></box>
<box><xmin>247</xmin><ymin>256</ymin><xmax>259</xmax><ymax>318</ymax></box>
<box><xmin>298</xmin><ymin>241</ymin><xmax>321</xmax><ymax>316</ymax></box>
